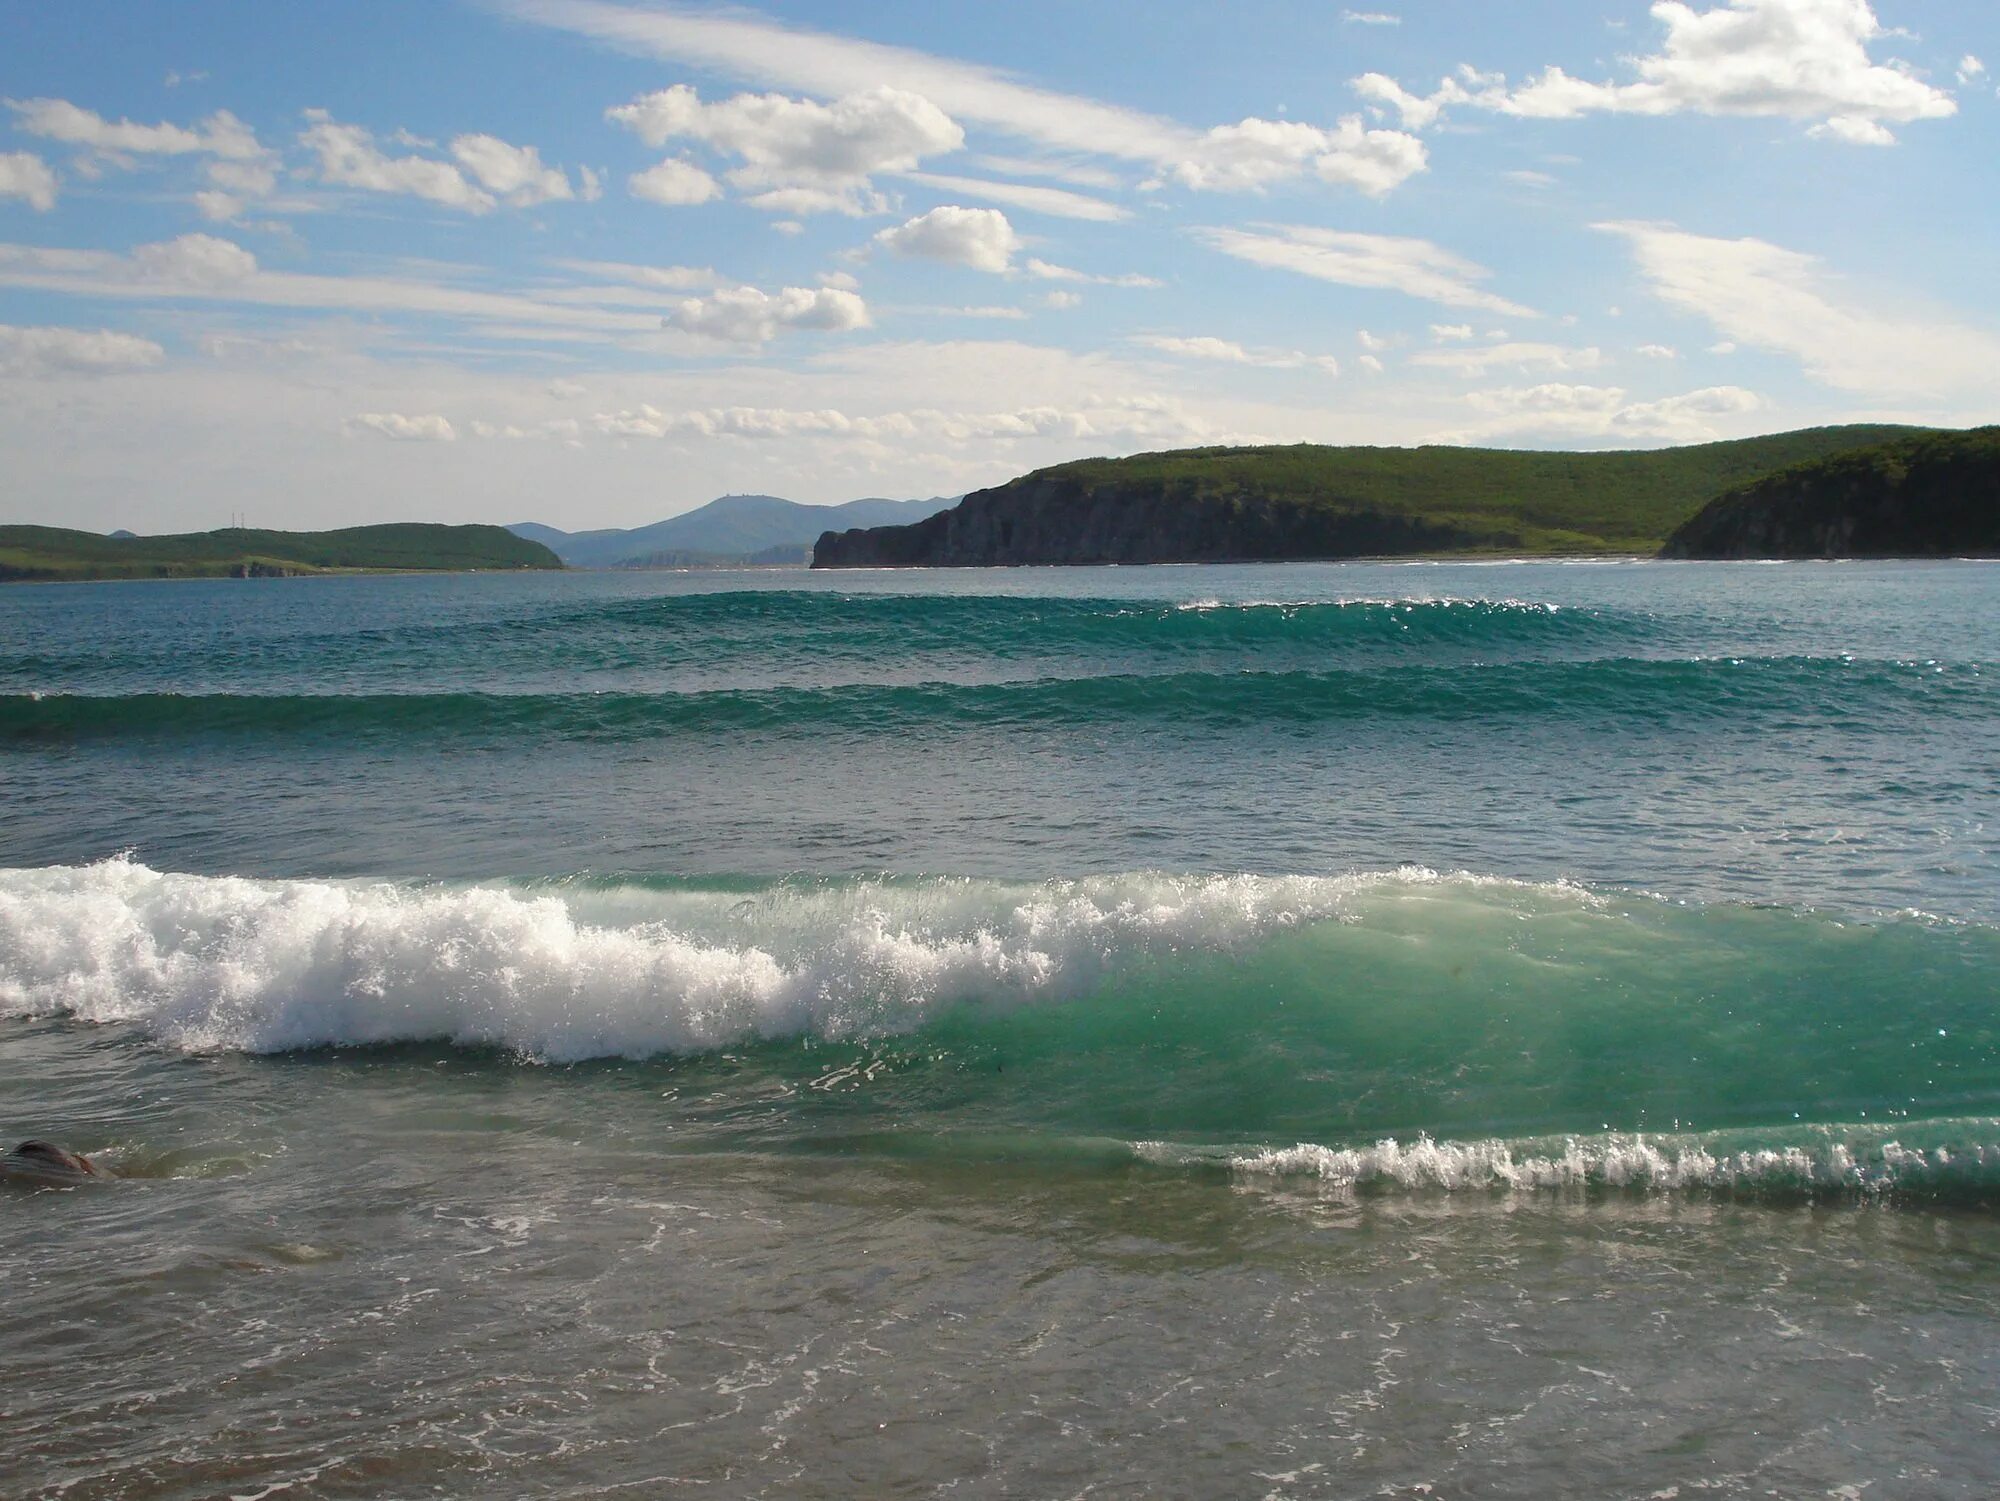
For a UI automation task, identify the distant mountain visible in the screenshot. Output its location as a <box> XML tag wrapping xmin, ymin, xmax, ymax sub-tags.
<box><xmin>512</xmin><ymin>494</ymin><xmax>956</xmax><ymax>568</ymax></box>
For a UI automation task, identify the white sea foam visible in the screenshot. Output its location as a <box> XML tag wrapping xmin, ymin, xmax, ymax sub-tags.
<box><xmin>0</xmin><ymin>857</ymin><xmax>1535</xmax><ymax>1060</ymax></box>
<box><xmin>1224</xmin><ymin>1133</ymin><xmax>1996</xmax><ymax>1194</ymax></box>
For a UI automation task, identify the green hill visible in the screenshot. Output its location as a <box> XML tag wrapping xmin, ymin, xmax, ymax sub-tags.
<box><xmin>0</xmin><ymin>523</ymin><xmax>562</xmax><ymax>583</ymax></box>
<box><xmin>1664</xmin><ymin>426</ymin><xmax>2000</xmax><ymax>558</ymax></box>
<box><xmin>812</xmin><ymin>425</ymin><xmax>1936</xmax><ymax>567</ymax></box>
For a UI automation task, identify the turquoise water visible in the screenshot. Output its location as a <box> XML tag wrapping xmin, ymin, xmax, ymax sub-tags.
<box><xmin>4</xmin><ymin>561</ymin><xmax>2000</xmax><ymax>1498</ymax></box>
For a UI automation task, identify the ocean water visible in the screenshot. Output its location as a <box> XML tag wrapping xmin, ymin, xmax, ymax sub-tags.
<box><xmin>3</xmin><ymin>561</ymin><xmax>1999</xmax><ymax>1499</ymax></box>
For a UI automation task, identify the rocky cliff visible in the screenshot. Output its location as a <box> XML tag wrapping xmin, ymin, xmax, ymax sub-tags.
<box><xmin>812</xmin><ymin>473</ymin><xmax>1499</xmax><ymax>568</ymax></box>
<box><xmin>811</xmin><ymin>428</ymin><xmax>1933</xmax><ymax>568</ymax></box>
<box><xmin>1662</xmin><ymin>427</ymin><xmax>2000</xmax><ymax>559</ymax></box>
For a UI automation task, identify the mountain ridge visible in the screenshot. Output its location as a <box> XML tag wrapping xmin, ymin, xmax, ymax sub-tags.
<box><xmin>513</xmin><ymin>494</ymin><xmax>956</xmax><ymax>568</ymax></box>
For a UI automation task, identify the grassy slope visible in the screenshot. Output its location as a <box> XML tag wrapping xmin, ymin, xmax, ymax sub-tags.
<box><xmin>0</xmin><ymin>523</ymin><xmax>562</xmax><ymax>582</ymax></box>
<box><xmin>1021</xmin><ymin>425</ymin><xmax>1933</xmax><ymax>552</ymax></box>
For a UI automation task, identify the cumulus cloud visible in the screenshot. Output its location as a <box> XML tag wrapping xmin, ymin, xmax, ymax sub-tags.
<box><xmin>1598</xmin><ymin>220</ymin><xmax>2000</xmax><ymax>398</ymax></box>
<box><xmin>1137</xmin><ymin>334</ymin><xmax>1340</xmax><ymax>375</ymax></box>
<box><xmin>1410</xmin><ymin>341</ymin><xmax>1603</xmax><ymax>375</ymax></box>
<box><xmin>609</xmin><ymin>83</ymin><xmax>961</xmax><ymax>213</ymax></box>
<box><xmin>666</xmin><ymin>284</ymin><xmax>871</xmax><ymax>343</ymax></box>
<box><xmin>298</xmin><ymin>117</ymin><xmax>586</xmax><ymax>211</ymax></box>
<box><xmin>7</xmin><ymin>97</ymin><xmax>265</xmax><ymax>159</ymax></box>
<box><xmin>1959</xmin><ymin>55</ymin><xmax>1987</xmax><ymax>84</ymax></box>
<box><xmin>1197</xmin><ymin>224</ymin><xmax>1534</xmax><ymax>316</ymax></box>
<box><xmin>0</xmin><ymin>151</ymin><xmax>57</xmax><ymax>211</ymax></box>
<box><xmin>0</xmin><ymin>323</ymin><xmax>165</xmax><ymax>376</ymax></box>
<box><xmin>1354</xmin><ymin>0</ymin><xmax>1957</xmax><ymax>144</ymax></box>
<box><xmin>629</xmin><ymin>158</ymin><xmax>722</xmax><ymax>206</ymax></box>
<box><xmin>131</xmin><ymin>232</ymin><xmax>259</xmax><ymax>286</ymax></box>
<box><xmin>300</xmin><ymin>114</ymin><xmax>495</xmax><ymax>211</ymax></box>
<box><xmin>1166</xmin><ymin>115</ymin><xmax>1425</xmax><ymax>195</ymax></box>
<box><xmin>875</xmin><ymin>205</ymin><xmax>1020</xmax><ymax>273</ymax></box>
<box><xmin>1430</xmin><ymin>323</ymin><xmax>1474</xmax><ymax>341</ymax></box>
<box><xmin>450</xmin><ymin>133</ymin><xmax>576</xmax><ymax>206</ymax></box>
<box><xmin>345</xmin><ymin>412</ymin><xmax>458</xmax><ymax>441</ymax></box>
<box><xmin>1637</xmin><ymin>343</ymin><xmax>1679</xmax><ymax>358</ymax></box>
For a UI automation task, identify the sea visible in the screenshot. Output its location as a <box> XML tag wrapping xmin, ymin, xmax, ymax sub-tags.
<box><xmin>3</xmin><ymin>560</ymin><xmax>1998</xmax><ymax>1500</ymax></box>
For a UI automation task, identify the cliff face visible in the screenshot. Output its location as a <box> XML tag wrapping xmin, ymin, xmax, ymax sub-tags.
<box><xmin>1663</xmin><ymin>428</ymin><xmax>2000</xmax><ymax>559</ymax></box>
<box><xmin>812</xmin><ymin>474</ymin><xmax>1502</xmax><ymax>568</ymax></box>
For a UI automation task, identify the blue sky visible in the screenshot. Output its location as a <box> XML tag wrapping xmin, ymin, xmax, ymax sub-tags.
<box><xmin>2</xmin><ymin>0</ymin><xmax>1995</xmax><ymax>531</ymax></box>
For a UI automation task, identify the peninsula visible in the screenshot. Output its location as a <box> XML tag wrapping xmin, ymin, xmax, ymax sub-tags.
<box><xmin>1663</xmin><ymin>426</ymin><xmax>2000</xmax><ymax>559</ymax></box>
<box><xmin>0</xmin><ymin>523</ymin><xmax>561</xmax><ymax>583</ymax></box>
<box><xmin>810</xmin><ymin>425</ymin><xmax>1928</xmax><ymax>567</ymax></box>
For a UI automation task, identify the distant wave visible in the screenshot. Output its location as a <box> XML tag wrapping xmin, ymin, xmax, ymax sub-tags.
<box><xmin>1</xmin><ymin>655</ymin><xmax>1987</xmax><ymax>743</ymax></box>
<box><xmin>0</xmin><ymin>595</ymin><xmax>1662</xmax><ymax>690</ymax></box>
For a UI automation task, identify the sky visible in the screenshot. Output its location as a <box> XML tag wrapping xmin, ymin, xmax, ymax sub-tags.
<box><xmin>2</xmin><ymin>0</ymin><xmax>1996</xmax><ymax>533</ymax></box>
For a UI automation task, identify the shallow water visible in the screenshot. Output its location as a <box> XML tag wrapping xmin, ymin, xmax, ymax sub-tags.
<box><xmin>4</xmin><ymin>561</ymin><xmax>1999</xmax><ymax>1498</ymax></box>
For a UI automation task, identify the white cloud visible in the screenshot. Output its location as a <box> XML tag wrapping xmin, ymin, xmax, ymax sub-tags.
<box><xmin>516</xmin><ymin>1</ymin><xmax>1423</xmax><ymax>195</ymax></box>
<box><xmin>1708</xmin><ymin>340</ymin><xmax>1738</xmax><ymax>354</ymax></box>
<box><xmin>1040</xmin><ymin>290</ymin><xmax>1083</xmax><ymax>311</ymax></box>
<box><xmin>345</xmin><ymin>412</ymin><xmax>458</xmax><ymax>442</ymax></box>
<box><xmin>556</xmin><ymin>260</ymin><xmax>722</xmax><ymax>291</ymax></box>
<box><xmin>1342</xmin><ymin>10</ymin><xmax>1401</xmax><ymax>24</ymax></box>
<box><xmin>0</xmin><ymin>235</ymin><xmax>680</xmax><ymax>343</ymax></box>
<box><xmin>1166</xmin><ymin>115</ymin><xmax>1426</xmax><ymax>195</ymax></box>
<box><xmin>131</xmin><ymin>232</ymin><xmax>259</xmax><ymax>286</ymax></box>
<box><xmin>1453</xmin><ymin>381</ymin><xmax>1764</xmax><ymax>441</ymax></box>
<box><xmin>1356</xmin><ymin>328</ymin><xmax>1391</xmax><ymax>352</ymax></box>
<box><xmin>1957</xmin><ymin>55</ymin><xmax>1986</xmax><ymax>84</ymax></box>
<box><xmin>1598</xmin><ymin>220</ymin><xmax>2000</xmax><ymax>398</ymax></box>
<box><xmin>450</xmin><ymin>134</ymin><xmax>576</xmax><ymax>205</ymax></box>
<box><xmin>1807</xmin><ymin>114</ymin><xmax>1894</xmax><ymax>145</ymax></box>
<box><xmin>300</xmin><ymin>114</ymin><xmax>494</xmax><ymax>211</ymax></box>
<box><xmin>1357</xmin><ymin>353</ymin><xmax>1385</xmax><ymax>373</ymax></box>
<box><xmin>628</xmin><ymin>158</ymin><xmax>721</xmax><ymax>206</ymax></box>
<box><xmin>1429</xmin><ymin>323</ymin><xmax>1474</xmax><ymax>341</ymax></box>
<box><xmin>1355</xmin><ymin>0</ymin><xmax>1958</xmax><ymax>144</ymax></box>
<box><xmin>193</xmin><ymin>190</ymin><xmax>243</xmax><ymax>222</ymax></box>
<box><xmin>1022</xmin><ymin>258</ymin><xmax>1162</xmax><ymax>288</ymax></box>
<box><xmin>1410</xmin><ymin>341</ymin><xmax>1602</xmax><ymax>375</ymax></box>
<box><xmin>609</xmin><ymin>83</ymin><xmax>960</xmax><ymax>212</ymax></box>
<box><xmin>1636</xmin><ymin>343</ymin><xmax>1679</xmax><ymax>358</ymax></box>
<box><xmin>7</xmin><ymin>97</ymin><xmax>264</xmax><ymax>159</ymax></box>
<box><xmin>205</xmin><ymin>158</ymin><xmax>278</xmax><ymax>196</ymax></box>
<box><xmin>899</xmin><ymin>171</ymin><xmax>1127</xmax><ymax>221</ymax></box>
<box><xmin>875</xmin><ymin>205</ymin><xmax>1020</xmax><ymax>273</ymax></box>
<box><xmin>559</xmin><ymin>394</ymin><xmax>1230</xmax><ymax>447</ymax></box>
<box><xmin>667</xmin><ymin>284</ymin><xmax>871</xmax><ymax>343</ymax></box>
<box><xmin>1137</xmin><ymin>334</ymin><xmax>1340</xmax><ymax>375</ymax></box>
<box><xmin>1197</xmin><ymin>224</ymin><xmax>1534</xmax><ymax>316</ymax></box>
<box><xmin>1503</xmin><ymin>168</ymin><xmax>1558</xmax><ymax>188</ymax></box>
<box><xmin>0</xmin><ymin>151</ymin><xmax>57</xmax><ymax>211</ymax></box>
<box><xmin>0</xmin><ymin>323</ymin><xmax>165</xmax><ymax>376</ymax></box>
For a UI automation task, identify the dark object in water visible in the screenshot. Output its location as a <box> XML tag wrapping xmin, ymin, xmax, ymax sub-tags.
<box><xmin>1</xmin><ymin>1140</ymin><xmax>106</xmax><ymax>1187</ymax></box>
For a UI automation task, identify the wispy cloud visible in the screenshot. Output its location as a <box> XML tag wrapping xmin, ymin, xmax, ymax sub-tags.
<box><xmin>1196</xmin><ymin>224</ymin><xmax>1534</xmax><ymax>316</ymax></box>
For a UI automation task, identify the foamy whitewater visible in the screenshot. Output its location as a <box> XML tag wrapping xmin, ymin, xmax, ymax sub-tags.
<box><xmin>5</xmin><ymin>561</ymin><xmax>1999</xmax><ymax>1499</ymax></box>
